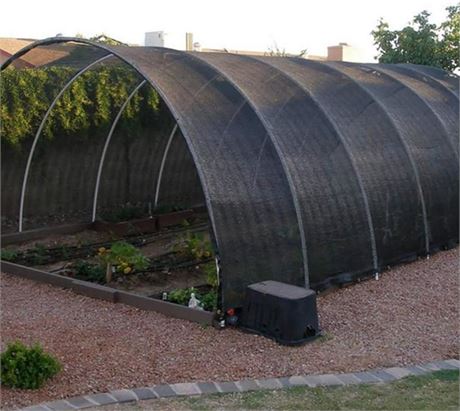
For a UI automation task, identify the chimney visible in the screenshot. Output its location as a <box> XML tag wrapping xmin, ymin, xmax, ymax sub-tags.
<box><xmin>186</xmin><ymin>33</ymin><xmax>193</xmax><ymax>51</ymax></box>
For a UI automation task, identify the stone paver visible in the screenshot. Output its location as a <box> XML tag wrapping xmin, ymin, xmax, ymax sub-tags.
<box><xmin>385</xmin><ymin>366</ymin><xmax>413</xmax><ymax>379</ymax></box>
<box><xmin>196</xmin><ymin>382</ymin><xmax>220</xmax><ymax>395</ymax></box>
<box><xmin>151</xmin><ymin>384</ymin><xmax>177</xmax><ymax>398</ymax></box>
<box><xmin>277</xmin><ymin>377</ymin><xmax>293</xmax><ymax>388</ymax></box>
<box><xmin>369</xmin><ymin>370</ymin><xmax>396</xmax><ymax>382</ymax></box>
<box><xmin>288</xmin><ymin>375</ymin><xmax>309</xmax><ymax>386</ymax></box>
<box><xmin>19</xmin><ymin>359</ymin><xmax>459</xmax><ymax>410</ymax></box>
<box><xmin>444</xmin><ymin>359</ymin><xmax>460</xmax><ymax>369</ymax></box>
<box><xmin>317</xmin><ymin>373</ymin><xmax>344</xmax><ymax>386</ymax></box>
<box><xmin>254</xmin><ymin>378</ymin><xmax>283</xmax><ymax>390</ymax></box>
<box><xmin>46</xmin><ymin>400</ymin><xmax>76</xmax><ymax>410</ymax></box>
<box><xmin>336</xmin><ymin>373</ymin><xmax>361</xmax><ymax>385</ymax></box>
<box><xmin>84</xmin><ymin>393</ymin><xmax>115</xmax><ymax>406</ymax></box>
<box><xmin>170</xmin><ymin>382</ymin><xmax>201</xmax><ymax>396</ymax></box>
<box><xmin>216</xmin><ymin>381</ymin><xmax>239</xmax><ymax>393</ymax></box>
<box><xmin>354</xmin><ymin>371</ymin><xmax>382</xmax><ymax>383</ymax></box>
<box><xmin>235</xmin><ymin>379</ymin><xmax>260</xmax><ymax>391</ymax></box>
<box><xmin>66</xmin><ymin>397</ymin><xmax>94</xmax><ymax>409</ymax></box>
<box><xmin>423</xmin><ymin>362</ymin><xmax>443</xmax><ymax>371</ymax></box>
<box><xmin>405</xmin><ymin>365</ymin><xmax>429</xmax><ymax>376</ymax></box>
<box><xmin>132</xmin><ymin>388</ymin><xmax>157</xmax><ymax>401</ymax></box>
<box><xmin>109</xmin><ymin>389</ymin><xmax>137</xmax><ymax>403</ymax></box>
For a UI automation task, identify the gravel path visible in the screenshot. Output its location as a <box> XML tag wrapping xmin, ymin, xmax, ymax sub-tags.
<box><xmin>1</xmin><ymin>248</ymin><xmax>458</xmax><ymax>410</ymax></box>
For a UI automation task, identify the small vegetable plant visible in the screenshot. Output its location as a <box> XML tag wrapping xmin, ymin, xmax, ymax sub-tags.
<box><xmin>174</xmin><ymin>232</ymin><xmax>213</xmax><ymax>261</ymax></box>
<box><xmin>167</xmin><ymin>260</ymin><xmax>219</xmax><ymax>312</ymax></box>
<box><xmin>0</xmin><ymin>248</ymin><xmax>18</xmax><ymax>262</ymax></box>
<box><xmin>167</xmin><ymin>287</ymin><xmax>217</xmax><ymax>311</ymax></box>
<box><xmin>72</xmin><ymin>260</ymin><xmax>106</xmax><ymax>284</ymax></box>
<box><xmin>1</xmin><ymin>341</ymin><xmax>61</xmax><ymax>389</ymax></box>
<box><xmin>29</xmin><ymin>244</ymin><xmax>47</xmax><ymax>265</ymax></box>
<box><xmin>202</xmin><ymin>261</ymin><xmax>218</xmax><ymax>289</ymax></box>
<box><xmin>168</xmin><ymin>287</ymin><xmax>198</xmax><ymax>306</ymax></box>
<box><xmin>200</xmin><ymin>289</ymin><xmax>218</xmax><ymax>311</ymax></box>
<box><xmin>97</xmin><ymin>241</ymin><xmax>149</xmax><ymax>283</ymax></box>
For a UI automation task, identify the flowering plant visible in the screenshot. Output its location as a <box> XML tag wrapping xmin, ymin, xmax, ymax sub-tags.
<box><xmin>97</xmin><ymin>241</ymin><xmax>149</xmax><ymax>282</ymax></box>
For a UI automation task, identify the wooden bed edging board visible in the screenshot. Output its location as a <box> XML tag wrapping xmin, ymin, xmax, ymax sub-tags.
<box><xmin>1</xmin><ymin>208</ymin><xmax>205</xmax><ymax>246</ymax></box>
<box><xmin>1</xmin><ymin>223</ymin><xmax>93</xmax><ymax>246</ymax></box>
<box><xmin>0</xmin><ymin>261</ymin><xmax>214</xmax><ymax>325</ymax></box>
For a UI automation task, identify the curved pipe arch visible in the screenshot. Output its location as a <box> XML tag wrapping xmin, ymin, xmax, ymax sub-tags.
<box><xmin>17</xmin><ymin>53</ymin><xmax>114</xmax><ymax>232</ymax></box>
<box><xmin>189</xmin><ymin>53</ymin><xmax>311</xmax><ymax>286</ymax></box>
<box><xmin>153</xmin><ymin>123</ymin><xmax>178</xmax><ymax>209</ymax></box>
<box><xmin>323</xmin><ymin>61</ymin><xmax>457</xmax><ymax>251</ymax></box>
<box><xmin>363</xmin><ymin>64</ymin><xmax>459</xmax><ymax>159</ymax></box>
<box><xmin>301</xmin><ymin>59</ymin><xmax>431</xmax><ymax>255</ymax></box>
<box><xmin>399</xmin><ymin>64</ymin><xmax>459</xmax><ymax>101</ymax></box>
<box><xmin>374</xmin><ymin>64</ymin><xmax>459</xmax><ymax>158</ymax></box>
<box><xmin>242</xmin><ymin>54</ymin><xmax>380</xmax><ymax>272</ymax></box>
<box><xmin>92</xmin><ymin>79</ymin><xmax>147</xmax><ymax>222</ymax></box>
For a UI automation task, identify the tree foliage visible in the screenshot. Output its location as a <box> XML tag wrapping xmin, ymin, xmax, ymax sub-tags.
<box><xmin>372</xmin><ymin>5</ymin><xmax>460</xmax><ymax>71</ymax></box>
<box><xmin>266</xmin><ymin>42</ymin><xmax>308</xmax><ymax>58</ymax></box>
<box><xmin>0</xmin><ymin>65</ymin><xmax>160</xmax><ymax>148</ymax></box>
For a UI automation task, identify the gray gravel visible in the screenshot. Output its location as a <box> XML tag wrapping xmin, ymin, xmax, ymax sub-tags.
<box><xmin>1</xmin><ymin>248</ymin><xmax>458</xmax><ymax>410</ymax></box>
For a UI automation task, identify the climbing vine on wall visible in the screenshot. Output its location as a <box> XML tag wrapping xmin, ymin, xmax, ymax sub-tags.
<box><xmin>0</xmin><ymin>65</ymin><xmax>160</xmax><ymax>147</ymax></box>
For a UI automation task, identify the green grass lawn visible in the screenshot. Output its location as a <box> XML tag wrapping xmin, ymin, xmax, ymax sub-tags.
<box><xmin>89</xmin><ymin>369</ymin><xmax>459</xmax><ymax>410</ymax></box>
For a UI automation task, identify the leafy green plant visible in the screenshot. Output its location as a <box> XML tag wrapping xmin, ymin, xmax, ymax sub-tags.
<box><xmin>72</xmin><ymin>260</ymin><xmax>106</xmax><ymax>284</ymax></box>
<box><xmin>174</xmin><ymin>232</ymin><xmax>213</xmax><ymax>261</ymax></box>
<box><xmin>0</xmin><ymin>248</ymin><xmax>18</xmax><ymax>262</ymax></box>
<box><xmin>168</xmin><ymin>287</ymin><xmax>197</xmax><ymax>306</ymax></box>
<box><xmin>0</xmin><ymin>341</ymin><xmax>61</xmax><ymax>389</ymax></box>
<box><xmin>97</xmin><ymin>241</ymin><xmax>149</xmax><ymax>282</ymax></box>
<box><xmin>59</xmin><ymin>244</ymin><xmax>71</xmax><ymax>260</ymax></box>
<box><xmin>29</xmin><ymin>244</ymin><xmax>47</xmax><ymax>265</ymax></box>
<box><xmin>202</xmin><ymin>261</ymin><xmax>218</xmax><ymax>289</ymax></box>
<box><xmin>200</xmin><ymin>290</ymin><xmax>218</xmax><ymax>312</ymax></box>
<box><xmin>167</xmin><ymin>287</ymin><xmax>217</xmax><ymax>312</ymax></box>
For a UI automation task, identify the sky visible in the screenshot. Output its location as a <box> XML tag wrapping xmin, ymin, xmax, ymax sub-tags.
<box><xmin>1</xmin><ymin>0</ymin><xmax>455</xmax><ymax>62</ymax></box>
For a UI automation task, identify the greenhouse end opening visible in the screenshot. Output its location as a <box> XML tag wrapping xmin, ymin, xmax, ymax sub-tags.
<box><xmin>1</xmin><ymin>37</ymin><xmax>458</xmax><ymax>345</ymax></box>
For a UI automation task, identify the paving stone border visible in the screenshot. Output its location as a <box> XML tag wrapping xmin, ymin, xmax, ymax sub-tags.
<box><xmin>21</xmin><ymin>359</ymin><xmax>460</xmax><ymax>411</ymax></box>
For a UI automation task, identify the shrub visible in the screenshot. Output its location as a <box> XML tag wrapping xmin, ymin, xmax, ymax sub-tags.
<box><xmin>1</xmin><ymin>341</ymin><xmax>61</xmax><ymax>389</ymax></box>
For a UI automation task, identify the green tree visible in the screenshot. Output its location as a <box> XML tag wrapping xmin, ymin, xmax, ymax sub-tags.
<box><xmin>372</xmin><ymin>5</ymin><xmax>460</xmax><ymax>72</ymax></box>
<box><xmin>438</xmin><ymin>5</ymin><xmax>460</xmax><ymax>71</ymax></box>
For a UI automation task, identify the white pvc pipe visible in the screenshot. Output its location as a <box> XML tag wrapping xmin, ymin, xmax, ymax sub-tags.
<box><xmin>91</xmin><ymin>80</ymin><xmax>147</xmax><ymax>222</ymax></box>
<box><xmin>154</xmin><ymin>123</ymin><xmax>178</xmax><ymax>208</ymax></box>
<box><xmin>18</xmin><ymin>54</ymin><xmax>114</xmax><ymax>232</ymax></box>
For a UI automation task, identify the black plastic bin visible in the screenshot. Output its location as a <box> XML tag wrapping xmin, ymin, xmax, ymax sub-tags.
<box><xmin>240</xmin><ymin>280</ymin><xmax>320</xmax><ymax>345</ymax></box>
